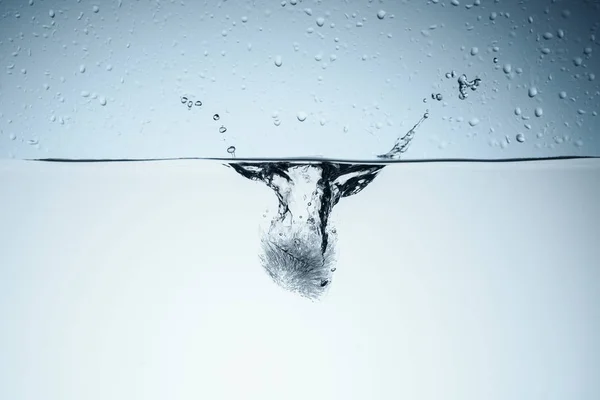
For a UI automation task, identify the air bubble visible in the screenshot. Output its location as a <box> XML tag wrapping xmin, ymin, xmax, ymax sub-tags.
<box><xmin>213</xmin><ymin>114</ymin><xmax>220</xmax><ymax>120</ymax></box>
<box><xmin>297</xmin><ymin>111</ymin><xmax>307</xmax><ymax>122</ymax></box>
<box><xmin>219</xmin><ymin>126</ymin><xmax>227</xmax><ymax>133</ymax></box>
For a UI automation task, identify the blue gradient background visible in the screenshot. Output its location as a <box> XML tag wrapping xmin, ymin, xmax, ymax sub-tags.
<box><xmin>0</xmin><ymin>0</ymin><xmax>599</xmax><ymax>159</ymax></box>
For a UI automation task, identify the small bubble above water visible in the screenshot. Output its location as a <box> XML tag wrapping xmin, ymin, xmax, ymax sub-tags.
<box><xmin>219</xmin><ymin>125</ymin><xmax>227</xmax><ymax>133</ymax></box>
<box><xmin>297</xmin><ymin>111</ymin><xmax>307</xmax><ymax>122</ymax></box>
<box><xmin>377</xmin><ymin>10</ymin><xmax>386</xmax><ymax>19</ymax></box>
<box><xmin>213</xmin><ymin>114</ymin><xmax>220</xmax><ymax>121</ymax></box>
<box><xmin>227</xmin><ymin>146</ymin><xmax>236</xmax><ymax>154</ymax></box>
<box><xmin>516</xmin><ymin>133</ymin><xmax>525</xmax><ymax>143</ymax></box>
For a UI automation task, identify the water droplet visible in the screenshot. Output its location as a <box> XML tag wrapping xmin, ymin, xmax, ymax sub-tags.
<box><xmin>28</xmin><ymin>138</ymin><xmax>38</xmax><ymax>145</ymax></box>
<box><xmin>493</xmin><ymin>57</ymin><xmax>498</xmax><ymax>63</ymax></box>
<box><xmin>181</xmin><ymin>96</ymin><xmax>188</xmax><ymax>104</ymax></box>
<box><xmin>297</xmin><ymin>111</ymin><xmax>307</xmax><ymax>122</ymax></box>
<box><xmin>274</xmin><ymin>119</ymin><xmax>281</xmax><ymax>126</ymax></box>
<box><xmin>81</xmin><ymin>90</ymin><xmax>90</xmax><ymax>97</ymax></box>
<box><xmin>79</xmin><ymin>64</ymin><xmax>86</xmax><ymax>73</ymax></box>
<box><xmin>584</xmin><ymin>47</ymin><xmax>593</xmax><ymax>56</ymax></box>
<box><xmin>514</xmin><ymin>107</ymin><xmax>522</xmax><ymax>116</ymax></box>
<box><xmin>99</xmin><ymin>96</ymin><xmax>107</xmax><ymax>106</ymax></box>
<box><xmin>451</xmin><ymin>0</ymin><xmax>460</xmax><ymax>6</ymax></box>
<box><xmin>516</xmin><ymin>133</ymin><xmax>525</xmax><ymax>143</ymax></box>
<box><xmin>559</xmin><ymin>91</ymin><xmax>567</xmax><ymax>99</ymax></box>
<box><xmin>274</xmin><ymin>55</ymin><xmax>283</xmax><ymax>67</ymax></box>
<box><xmin>557</xmin><ymin>29</ymin><xmax>565</xmax><ymax>39</ymax></box>
<box><xmin>331</xmin><ymin>268</ymin><xmax>337</xmax><ymax>272</ymax></box>
<box><xmin>534</xmin><ymin>107</ymin><xmax>543</xmax><ymax>117</ymax></box>
<box><xmin>543</xmin><ymin>32</ymin><xmax>553</xmax><ymax>40</ymax></box>
<box><xmin>195</xmin><ymin>100</ymin><xmax>202</xmax><ymax>107</ymax></box>
<box><xmin>469</xmin><ymin>117</ymin><xmax>480</xmax><ymax>127</ymax></box>
<box><xmin>435</xmin><ymin>93</ymin><xmax>443</xmax><ymax>101</ymax></box>
<box><xmin>92</xmin><ymin>5</ymin><xmax>99</xmax><ymax>13</ymax></box>
<box><xmin>187</xmin><ymin>100</ymin><xmax>193</xmax><ymax>109</ymax></box>
<box><xmin>470</xmin><ymin>47</ymin><xmax>479</xmax><ymax>56</ymax></box>
<box><xmin>9</xmin><ymin>133</ymin><xmax>16</xmax><ymax>140</ymax></box>
<box><xmin>106</xmin><ymin>64</ymin><xmax>113</xmax><ymax>71</ymax></box>
<box><xmin>528</xmin><ymin>87</ymin><xmax>538</xmax><ymax>98</ymax></box>
<box><xmin>377</xmin><ymin>10</ymin><xmax>386</xmax><ymax>19</ymax></box>
<box><xmin>219</xmin><ymin>126</ymin><xmax>227</xmax><ymax>133</ymax></box>
<box><xmin>49</xmin><ymin>9</ymin><xmax>55</xmax><ymax>18</ymax></box>
<box><xmin>573</xmin><ymin>57</ymin><xmax>583</xmax><ymax>67</ymax></box>
<box><xmin>320</xmin><ymin>279</ymin><xmax>329</xmax><ymax>287</ymax></box>
<box><xmin>503</xmin><ymin>63</ymin><xmax>512</xmax><ymax>74</ymax></box>
<box><xmin>213</xmin><ymin>114</ymin><xmax>220</xmax><ymax>121</ymax></box>
<box><xmin>316</xmin><ymin>17</ymin><xmax>325</xmax><ymax>27</ymax></box>
<box><xmin>227</xmin><ymin>146</ymin><xmax>236</xmax><ymax>154</ymax></box>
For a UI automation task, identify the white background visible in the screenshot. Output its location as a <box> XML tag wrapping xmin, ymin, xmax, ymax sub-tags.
<box><xmin>1</xmin><ymin>159</ymin><xmax>599</xmax><ymax>399</ymax></box>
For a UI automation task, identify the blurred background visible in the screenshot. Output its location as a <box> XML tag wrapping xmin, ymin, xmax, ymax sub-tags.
<box><xmin>0</xmin><ymin>0</ymin><xmax>598</xmax><ymax>160</ymax></box>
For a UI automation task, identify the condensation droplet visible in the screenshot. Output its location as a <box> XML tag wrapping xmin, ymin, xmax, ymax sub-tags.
<box><xmin>274</xmin><ymin>55</ymin><xmax>283</xmax><ymax>67</ymax></box>
<box><xmin>297</xmin><ymin>111</ymin><xmax>307</xmax><ymax>122</ymax></box>
<box><xmin>528</xmin><ymin>87</ymin><xmax>538</xmax><ymax>98</ymax></box>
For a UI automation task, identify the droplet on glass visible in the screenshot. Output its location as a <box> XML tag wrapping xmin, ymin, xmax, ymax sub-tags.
<box><xmin>534</xmin><ymin>107</ymin><xmax>543</xmax><ymax>117</ymax></box>
<box><xmin>99</xmin><ymin>96</ymin><xmax>107</xmax><ymax>106</ymax></box>
<box><xmin>377</xmin><ymin>10</ymin><xmax>386</xmax><ymax>19</ymax></box>
<box><xmin>181</xmin><ymin>96</ymin><xmax>188</xmax><ymax>104</ymax></box>
<box><xmin>227</xmin><ymin>146</ymin><xmax>236</xmax><ymax>155</ymax></box>
<box><xmin>213</xmin><ymin>113</ymin><xmax>220</xmax><ymax>121</ymax></box>
<box><xmin>219</xmin><ymin>125</ymin><xmax>227</xmax><ymax>133</ymax></box>
<box><xmin>297</xmin><ymin>111</ymin><xmax>307</xmax><ymax>122</ymax></box>
<box><xmin>516</xmin><ymin>133</ymin><xmax>525</xmax><ymax>143</ymax></box>
<box><xmin>187</xmin><ymin>100</ymin><xmax>193</xmax><ymax>109</ymax></box>
<box><xmin>559</xmin><ymin>91</ymin><xmax>567</xmax><ymax>99</ymax></box>
<box><xmin>528</xmin><ymin>87</ymin><xmax>538</xmax><ymax>98</ymax></box>
<box><xmin>92</xmin><ymin>5</ymin><xmax>99</xmax><ymax>13</ymax></box>
<box><xmin>195</xmin><ymin>100</ymin><xmax>202</xmax><ymax>107</ymax></box>
<box><xmin>274</xmin><ymin>55</ymin><xmax>283</xmax><ymax>67</ymax></box>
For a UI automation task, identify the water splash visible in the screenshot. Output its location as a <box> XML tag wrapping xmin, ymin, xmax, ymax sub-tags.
<box><xmin>229</xmin><ymin>114</ymin><xmax>428</xmax><ymax>300</ymax></box>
